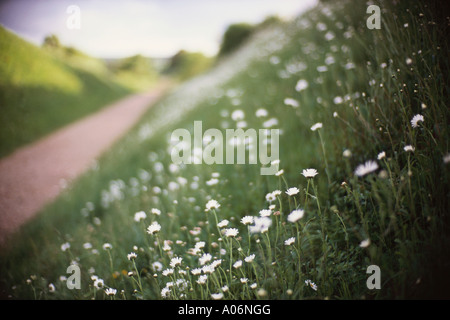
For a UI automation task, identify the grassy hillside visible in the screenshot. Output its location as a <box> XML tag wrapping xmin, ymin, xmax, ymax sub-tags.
<box><xmin>0</xmin><ymin>27</ymin><xmax>132</xmax><ymax>158</ymax></box>
<box><xmin>0</xmin><ymin>0</ymin><xmax>449</xmax><ymax>300</ymax></box>
<box><xmin>163</xmin><ymin>50</ymin><xmax>213</xmax><ymax>81</ymax></box>
<box><xmin>103</xmin><ymin>54</ymin><xmax>160</xmax><ymax>92</ymax></box>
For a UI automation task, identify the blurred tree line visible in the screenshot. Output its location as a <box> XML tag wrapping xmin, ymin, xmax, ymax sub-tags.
<box><xmin>40</xmin><ymin>14</ymin><xmax>281</xmax><ymax>85</ymax></box>
<box><xmin>218</xmin><ymin>15</ymin><xmax>281</xmax><ymax>56</ymax></box>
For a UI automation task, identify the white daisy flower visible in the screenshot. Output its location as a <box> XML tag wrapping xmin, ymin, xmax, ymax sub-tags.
<box><xmin>199</xmin><ymin>253</ymin><xmax>212</xmax><ymax>265</ymax></box>
<box><xmin>343</xmin><ymin>149</ymin><xmax>352</xmax><ymax>158</ymax></box>
<box><xmin>295</xmin><ymin>79</ymin><xmax>309</xmax><ymax>92</ymax></box>
<box><xmin>231</xmin><ymin>109</ymin><xmax>245</xmax><ymax>121</ymax></box>
<box><xmin>195</xmin><ymin>241</ymin><xmax>206</xmax><ymax>249</ymax></box>
<box><xmin>443</xmin><ymin>153</ymin><xmax>450</xmax><ymax>164</ymax></box>
<box><xmin>249</xmin><ymin>217</ymin><xmax>272</xmax><ymax>234</ymax></box>
<box><xmin>162</xmin><ymin>268</ymin><xmax>174</xmax><ymax>276</ymax></box>
<box><xmin>211</xmin><ymin>293</ymin><xmax>223</xmax><ymax>300</ymax></box>
<box><xmin>241</xmin><ymin>216</ymin><xmax>254</xmax><ymax>225</ymax></box>
<box><xmin>310</xmin><ymin>123</ymin><xmax>323</xmax><ymax>131</ymax></box>
<box><xmin>287</xmin><ymin>209</ymin><xmax>305</xmax><ymax>223</ymax></box>
<box><xmin>359</xmin><ymin>239</ymin><xmax>371</xmax><ymax>248</ymax></box>
<box><xmin>161</xmin><ymin>287</ymin><xmax>170</xmax><ymax>298</ymax></box>
<box><xmin>82</xmin><ymin>242</ymin><xmax>92</xmax><ymax>250</ymax></box>
<box><xmin>345</xmin><ymin>62</ymin><xmax>355</xmax><ymax>70</ymax></box>
<box><xmin>206</xmin><ymin>178</ymin><xmax>219</xmax><ymax>186</ymax></box>
<box><xmin>105</xmin><ymin>288</ymin><xmax>117</xmax><ymax>296</ymax></box>
<box><xmin>377</xmin><ymin>151</ymin><xmax>386</xmax><ymax>160</ymax></box>
<box><xmin>333</xmin><ymin>96</ymin><xmax>344</xmax><ymax>104</ymax></box>
<box><xmin>191</xmin><ymin>268</ymin><xmax>202</xmax><ymax>275</ymax></box>
<box><xmin>325</xmin><ymin>55</ymin><xmax>335</xmax><ymax>64</ymax></box>
<box><xmin>316</xmin><ymin>22</ymin><xmax>327</xmax><ymax>31</ymax></box>
<box><xmin>354</xmin><ymin>160</ymin><xmax>379</xmax><ymax>176</ymax></box>
<box><xmin>224</xmin><ymin>228</ymin><xmax>239</xmax><ymax>238</ymax></box>
<box><xmin>265</xmin><ymin>192</ymin><xmax>276</xmax><ymax>202</ymax></box>
<box><xmin>205</xmin><ymin>199</ymin><xmax>220</xmax><ymax>211</ymax></box>
<box><xmin>259</xmin><ymin>209</ymin><xmax>272</xmax><ymax>217</ymax></box>
<box><xmin>134</xmin><ymin>211</ymin><xmax>147</xmax><ymax>222</ymax></box>
<box><xmin>324</xmin><ymin>31</ymin><xmax>335</xmax><ymax>41</ymax></box>
<box><xmin>410</xmin><ymin>114</ymin><xmax>424</xmax><ymax>128</ymax></box>
<box><xmin>147</xmin><ymin>221</ymin><xmax>161</xmax><ymax>235</ymax></box>
<box><xmin>255</xmin><ymin>108</ymin><xmax>268</xmax><ymax>117</ymax></box>
<box><xmin>217</xmin><ymin>219</ymin><xmax>229</xmax><ymax>228</ymax></box>
<box><xmin>197</xmin><ymin>275</ymin><xmax>208</xmax><ymax>285</ymax></box>
<box><xmin>233</xmin><ymin>260</ymin><xmax>243</xmax><ymax>269</ymax></box>
<box><xmin>202</xmin><ymin>264</ymin><xmax>215</xmax><ymax>274</ymax></box>
<box><xmin>244</xmin><ymin>254</ymin><xmax>256</xmax><ymax>263</ymax></box>
<box><xmin>102</xmin><ymin>243</ymin><xmax>112</xmax><ymax>250</ymax></box>
<box><xmin>151</xmin><ymin>208</ymin><xmax>161</xmax><ymax>215</ymax></box>
<box><xmin>284</xmin><ymin>98</ymin><xmax>299</xmax><ymax>108</ymax></box>
<box><xmin>170</xmin><ymin>257</ymin><xmax>183</xmax><ymax>268</ymax></box>
<box><xmin>262</xmin><ymin>118</ymin><xmax>278</xmax><ymax>128</ymax></box>
<box><xmin>302</xmin><ymin>168</ymin><xmax>318</xmax><ymax>178</ymax></box>
<box><xmin>404</xmin><ymin>145</ymin><xmax>415</xmax><ymax>152</ymax></box>
<box><xmin>305</xmin><ymin>279</ymin><xmax>318</xmax><ymax>291</ymax></box>
<box><xmin>93</xmin><ymin>278</ymin><xmax>104</xmax><ymax>289</ymax></box>
<box><xmin>272</xmin><ymin>190</ymin><xmax>282</xmax><ymax>197</ymax></box>
<box><xmin>285</xmin><ymin>187</ymin><xmax>300</xmax><ymax>196</ymax></box>
<box><xmin>127</xmin><ymin>252</ymin><xmax>137</xmax><ymax>260</ymax></box>
<box><xmin>152</xmin><ymin>261</ymin><xmax>163</xmax><ymax>272</ymax></box>
<box><xmin>162</xmin><ymin>240</ymin><xmax>171</xmax><ymax>251</ymax></box>
<box><xmin>284</xmin><ymin>237</ymin><xmax>296</xmax><ymax>246</ymax></box>
<box><xmin>61</xmin><ymin>242</ymin><xmax>70</xmax><ymax>252</ymax></box>
<box><xmin>240</xmin><ymin>278</ymin><xmax>248</xmax><ymax>284</ymax></box>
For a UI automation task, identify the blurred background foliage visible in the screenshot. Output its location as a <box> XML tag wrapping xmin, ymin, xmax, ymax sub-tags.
<box><xmin>0</xmin><ymin>14</ymin><xmax>278</xmax><ymax>158</ymax></box>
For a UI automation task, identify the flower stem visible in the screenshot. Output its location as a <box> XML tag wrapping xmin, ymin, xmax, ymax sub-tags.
<box><xmin>318</xmin><ymin>130</ymin><xmax>331</xmax><ymax>186</ymax></box>
<box><xmin>132</xmin><ymin>260</ymin><xmax>143</xmax><ymax>294</ymax></box>
<box><xmin>229</xmin><ymin>239</ymin><xmax>233</xmax><ymax>285</ymax></box>
<box><xmin>304</xmin><ymin>179</ymin><xmax>311</xmax><ymax>208</ymax></box>
<box><xmin>264</xmin><ymin>232</ymin><xmax>272</xmax><ymax>266</ymax></box>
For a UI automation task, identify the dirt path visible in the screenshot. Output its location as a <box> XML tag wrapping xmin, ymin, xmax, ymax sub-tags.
<box><xmin>0</xmin><ymin>81</ymin><xmax>171</xmax><ymax>246</ymax></box>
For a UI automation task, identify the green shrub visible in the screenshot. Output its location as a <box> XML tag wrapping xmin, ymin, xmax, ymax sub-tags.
<box><xmin>163</xmin><ymin>50</ymin><xmax>212</xmax><ymax>80</ymax></box>
<box><xmin>218</xmin><ymin>23</ymin><xmax>255</xmax><ymax>56</ymax></box>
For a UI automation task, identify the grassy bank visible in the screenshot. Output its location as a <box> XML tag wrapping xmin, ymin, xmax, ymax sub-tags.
<box><xmin>0</xmin><ymin>0</ymin><xmax>449</xmax><ymax>300</ymax></box>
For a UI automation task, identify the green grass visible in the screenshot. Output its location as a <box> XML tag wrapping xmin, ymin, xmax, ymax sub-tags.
<box><xmin>0</xmin><ymin>0</ymin><xmax>449</xmax><ymax>300</ymax></box>
<box><xmin>163</xmin><ymin>50</ymin><xmax>213</xmax><ymax>81</ymax></box>
<box><xmin>105</xmin><ymin>54</ymin><xmax>160</xmax><ymax>92</ymax></box>
<box><xmin>0</xmin><ymin>26</ymin><xmax>132</xmax><ymax>158</ymax></box>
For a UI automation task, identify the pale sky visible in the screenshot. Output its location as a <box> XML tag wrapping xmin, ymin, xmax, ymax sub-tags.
<box><xmin>0</xmin><ymin>0</ymin><xmax>317</xmax><ymax>58</ymax></box>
